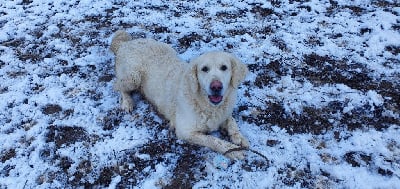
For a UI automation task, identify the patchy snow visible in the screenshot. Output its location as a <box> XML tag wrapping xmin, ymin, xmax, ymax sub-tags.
<box><xmin>1</xmin><ymin>0</ymin><xmax>399</xmax><ymax>188</ymax></box>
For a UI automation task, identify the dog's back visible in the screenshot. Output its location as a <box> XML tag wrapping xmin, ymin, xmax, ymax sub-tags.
<box><xmin>111</xmin><ymin>31</ymin><xmax>184</xmax><ymax>122</ymax></box>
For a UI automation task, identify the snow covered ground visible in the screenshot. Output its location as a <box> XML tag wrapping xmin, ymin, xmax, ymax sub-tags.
<box><xmin>1</xmin><ymin>0</ymin><xmax>399</xmax><ymax>188</ymax></box>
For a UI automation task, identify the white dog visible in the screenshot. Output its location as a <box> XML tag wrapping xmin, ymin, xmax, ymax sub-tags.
<box><xmin>110</xmin><ymin>30</ymin><xmax>249</xmax><ymax>159</ymax></box>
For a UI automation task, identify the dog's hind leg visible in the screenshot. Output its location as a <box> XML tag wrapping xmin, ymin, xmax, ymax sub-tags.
<box><xmin>114</xmin><ymin>70</ymin><xmax>142</xmax><ymax>112</ymax></box>
<box><xmin>119</xmin><ymin>90</ymin><xmax>134</xmax><ymax>112</ymax></box>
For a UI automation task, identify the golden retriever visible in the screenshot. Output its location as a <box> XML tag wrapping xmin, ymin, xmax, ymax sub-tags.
<box><xmin>110</xmin><ymin>30</ymin><xmax>249</xmax><ymax>159</ymax></box>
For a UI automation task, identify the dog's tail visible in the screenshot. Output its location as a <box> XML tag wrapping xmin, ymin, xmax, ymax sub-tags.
<box><xmin>110</xmin><ymin>30</ymin><xmax>132</xmax><ymax>54</ymax></box>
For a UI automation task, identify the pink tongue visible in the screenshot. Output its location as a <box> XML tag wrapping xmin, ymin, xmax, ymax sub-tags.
<box><xmin>209</xmin><ymin>95</ymin><xmax>222</xmax><ymax>103</ymax></box>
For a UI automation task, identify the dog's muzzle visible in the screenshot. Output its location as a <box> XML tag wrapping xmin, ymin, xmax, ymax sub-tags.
<box><xmin>208</xmin><ymin>80</ymin><xmax>223</xmax><ymax>105</ymax></box>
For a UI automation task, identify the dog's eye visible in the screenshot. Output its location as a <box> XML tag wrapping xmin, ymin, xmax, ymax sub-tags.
<box><xmin>201</xmin><ymin>66</ymin><xmax>209</xmax><ymax>72</ymax></box>
<box><xmin>220</xmin><ymin>65</ymin><xmax>227</xmax><ymax>71</ymax></box>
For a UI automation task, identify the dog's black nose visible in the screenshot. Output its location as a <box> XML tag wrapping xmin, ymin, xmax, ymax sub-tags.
<box><xmin>210</xmin><ymin>80</ymin><xmax>223</xmax><ymax>93</ymax></box>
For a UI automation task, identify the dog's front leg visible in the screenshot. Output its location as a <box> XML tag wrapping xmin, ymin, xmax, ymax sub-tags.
<box><xmin>221</xmin><ymin>117</ymin><xmax>250</xmax><ymax>148</ymax></box>
<box><xmin>183</xmin><ymin>131</ymin><xmax>246</xmax><ymax>160</ymax></box>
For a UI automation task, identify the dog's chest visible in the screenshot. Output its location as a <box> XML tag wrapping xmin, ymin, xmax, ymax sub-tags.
<box><xmin>201</xmin><ymin>112</ymin><xmax>225</xmax><ymax>132</ymax></box>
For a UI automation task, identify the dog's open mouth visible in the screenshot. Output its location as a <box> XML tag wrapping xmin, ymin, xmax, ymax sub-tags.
<box><xmin>208</xmin><ymin>95</ymin><xmax>223</xmax><ymax>105</ymax></box>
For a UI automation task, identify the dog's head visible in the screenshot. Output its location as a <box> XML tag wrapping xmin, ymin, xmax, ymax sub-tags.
<box><xmin>188</xmin><ymin>52</ymin><xmax>248</xmax><ymax>106</ymax></box>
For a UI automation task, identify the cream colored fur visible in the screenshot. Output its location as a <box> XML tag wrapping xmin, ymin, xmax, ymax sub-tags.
<box><xmin>110</xmin><ymin>30</ymin><xmax>249</xmax><ymax>159</ymax></box>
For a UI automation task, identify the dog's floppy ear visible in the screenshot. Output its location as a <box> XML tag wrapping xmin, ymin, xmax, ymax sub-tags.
<box><xmin>229</xmin><ymin>54</ymin><xmax>248</xmax><ymax>88</ymax></box>
<box><xmin>184</xmin><ymin>62</ymin><xmax>199</xmax><ymax>93</ymax></box>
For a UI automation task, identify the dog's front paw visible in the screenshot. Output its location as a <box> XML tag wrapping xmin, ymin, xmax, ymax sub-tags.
<box><xmin>225</xmin><ymin>149</ymin><xmax>246</xmax><ymax>160</ymax></box>
<box><xmin>231</xmin><ymin>133</ymin><xmax>250</xmax><ymax>148</ymax></box>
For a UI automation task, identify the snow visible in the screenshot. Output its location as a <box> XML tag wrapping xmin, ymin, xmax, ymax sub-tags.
<box><xmin>1</xmin><ymin>0</ymin><xmax>400</xmax><ymax>188</ymax></box>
